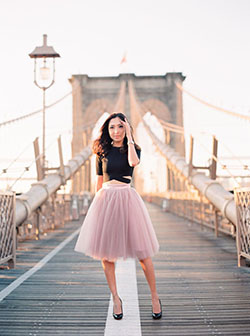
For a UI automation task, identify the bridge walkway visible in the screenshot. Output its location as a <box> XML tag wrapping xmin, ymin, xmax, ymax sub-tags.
<box><xmin>0</xmin><ymin>202</ymin><xmax>250</xmax><ymax>335</ymax></box>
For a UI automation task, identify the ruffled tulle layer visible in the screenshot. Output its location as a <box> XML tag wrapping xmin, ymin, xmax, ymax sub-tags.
<box><xmin>74</xmin><ymin>183</ymin><xmax>159</xmax><ymax>261</ymax></box>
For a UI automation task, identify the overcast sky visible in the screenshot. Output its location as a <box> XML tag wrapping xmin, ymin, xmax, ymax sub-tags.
<box><xmin>1</xmin><ymin>0</ymin><xmax>250</xmax><ymax>191</ymax></box>
<box><xmin>1</xmin><ymin>0</ymin><xmax>250</xmax><ymax>114</ymax></box>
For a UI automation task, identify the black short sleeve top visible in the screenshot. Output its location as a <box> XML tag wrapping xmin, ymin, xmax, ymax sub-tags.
<box><xmin>96</xmin><ymin>146</ymin><xmax>141</xmax><ymax>184</ymax></box>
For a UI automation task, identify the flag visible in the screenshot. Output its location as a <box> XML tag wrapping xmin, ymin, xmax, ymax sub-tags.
<box><xmin>120</xmin><ymin>52</ymin><xmax>127</xmax><ymax>65</ymax></box>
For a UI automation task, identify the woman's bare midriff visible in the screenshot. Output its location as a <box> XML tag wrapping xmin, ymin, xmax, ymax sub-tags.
<box><xmin>104</xmin><ymin>176</ymin><xmax>131</xmax><ymax>185</ymax></box>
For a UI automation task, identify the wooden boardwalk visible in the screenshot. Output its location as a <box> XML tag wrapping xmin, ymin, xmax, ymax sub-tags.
<box><xmin>1</xmin><ymin>202</ymin><xmax>250</xmax><ymax>335</ymax></box>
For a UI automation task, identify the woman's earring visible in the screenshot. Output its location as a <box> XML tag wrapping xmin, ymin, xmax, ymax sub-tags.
<box><xmin>111</xmin><ymin>141</ymin><xmax>114</xmax><ymax>145</ymax></box>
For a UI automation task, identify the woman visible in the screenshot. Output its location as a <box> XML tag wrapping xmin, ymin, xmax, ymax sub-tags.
<box><xmin>74</xmin><ymin>112</ymin><xmax>162</xmax><ymax>320</ymax></box>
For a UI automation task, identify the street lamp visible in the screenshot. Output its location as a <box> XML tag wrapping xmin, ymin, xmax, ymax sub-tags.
<box><xmin>29</xmin><ymin>34</ymin><xmax>60</xmax><ymax>177</ymax></box>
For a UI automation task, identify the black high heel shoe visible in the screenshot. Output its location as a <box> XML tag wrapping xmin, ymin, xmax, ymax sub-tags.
<box><xmin>152</xmin><ymin>299</ymin><xmax>162</xmax><ymax>319</ymax></box>
<box><xmin>113</xmin><ymin>297</ymin><xmax>123</xmax><ymax>320</ymax></box>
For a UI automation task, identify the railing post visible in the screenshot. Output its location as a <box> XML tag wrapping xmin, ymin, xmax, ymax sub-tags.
<box><xmin>82</xmin><ymin>165</ymin><xmax>86</xmax><ymax>192</ymax></box>
<box><xmin>51</xmin><ymin>194</ymin><xmax>55</xmax><ymax>230</ymax></box>
<box><xmin>82</xmin><ymin>131</ymin><xmax>87</xmax><ymax>147</ymax></box>
<box><xmin>214</xmin><ymin>207</ymin><xmax>219</xmax><ymax>237</ymax></box>
<box><xmin>85</xmin><ymin>160</ymin><xmax>91</xmax><ymax>192</ymax></box>
<box><xmin>83</xmin><ymin>163</ymin><xmax>87</xmax><ymax>192</ymax></box>
<box><xmin>188</xmin><ymin>135</ymin><xmax>194</xmax><ymax>177</ymax></box>
<box><xmin>199</xmin><ymin>192</ymin><xmax>203</xmax><ymax>225</ymax></box>
<box><xmin>58</xmin><ymin>135</ymin><xmax>65</xmax><ymax>184</ymax></box>
<box><xmin>165</xmin><ymin>129</ymin><xmax>170</xmax><ymax>144</ymax></box>
<box><xmin>210</xmin><ymin>136</ymin><xmax>218</xmax><ymax>180</ymax></box>
<box><xmin>181</xmin><ymin>177</ymin><xmax>185</xmax><ymax>217</ymax></box>
<box><xmin>33</xmin><ymin>137</ymin><xmax>43</xmax><ymax>181</ymax></box>
<box><xmin>79</xmin><ymin>166</ymin><xmax>83</xmax><ymax>193</ymax></box>
<box><xmin>35</xmin><ymin>207</ymin><xmax>41</xmax><ymax>240</ymax></box>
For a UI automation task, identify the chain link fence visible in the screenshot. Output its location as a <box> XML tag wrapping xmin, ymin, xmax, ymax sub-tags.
<box><xmin>234</xmin><ymin>187</ymin><xmax>250</xmax><ymax>267</ymax></box>
<box><xmin>0</xmin><ymin>191</ymin><xmax>16</xmax><ymax>268</ymax></box>
<box><xmin>0</xmin><ymin>191</ymin><xmax>92</xmax><ymax>267</ymax></box>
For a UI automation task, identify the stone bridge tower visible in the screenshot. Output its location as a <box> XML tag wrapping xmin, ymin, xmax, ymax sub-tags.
<box><xmin>69</xmin><ymin>72</ymin><xmax>185</xmax><ymax>192</ymax></box>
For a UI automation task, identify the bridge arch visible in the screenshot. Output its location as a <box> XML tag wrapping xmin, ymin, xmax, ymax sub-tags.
<box><xmin>141</xmin><ymin>98</ymin><xmax>172</xmax><ymax>122</ymax></box>
<box><xmin>83</xmin><ymin>99</ymin><xmax>114</xmax><ymax>125</ymax></box>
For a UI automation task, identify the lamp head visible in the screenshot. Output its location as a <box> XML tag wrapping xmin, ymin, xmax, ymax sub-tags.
<box><xmin>29</xmin><ymin>34</ymin><xmax>60</xmax><ymax>58</ymax></box>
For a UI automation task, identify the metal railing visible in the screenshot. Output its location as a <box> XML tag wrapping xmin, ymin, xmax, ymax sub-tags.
<box><xmin>234</xmin><ymin>187</ymin><xmax>250</xmax><ymax>266</ymax></box>
<box><xmin>16</xmin><ymin>192</ymin><xmax>92</xmax><ymax>242</ymax></box>
<box><xmin>0</xmin><ymin>144</ymin><xmax>93</xmax><ymax>268</ymax></box>
<box><xmin>145</xmin><ymin>176</ymin><xmax>235</xmax><ymax>238</ymax></box>
<box><xmin>129</xmin><ymin>79</ymin><xmax>237</xmax><ymax>237</ymax></box>
<box><xmin>0</xmin><ymin>191</ymin><xmax>16</xmax><ymax>268</ymax></box>
<box><xmin>0</xmin><ymin>190</ymin><xmax>92</xmax><ymax>266</ymax></box>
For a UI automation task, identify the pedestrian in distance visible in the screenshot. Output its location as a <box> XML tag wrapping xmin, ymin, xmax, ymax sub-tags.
<box><xmin>74</xmin><ymin>112</ymin><xmax>162</xmax><ymax>320</ymax></box>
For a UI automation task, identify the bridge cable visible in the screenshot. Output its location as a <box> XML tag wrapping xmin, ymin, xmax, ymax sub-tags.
<box><xmin>157</xmin><ymin>119</ymin><xmax>184</xmax><ymax>134</ymax></box>
<box><xmin>1</xmin><ymin>119</ymin><xmax>96</xmax><ymax>178</ymax></box>
<box><xmin>8</xmin><ymin>137</ymin><xmax>59</xmax><ymax>190</ymax></box>
<box><xmin>129</xmin><ymin>80</ymin><xmax>241</xmax><ymax>186</ymax></box>
<box><xmin>0</xmin><ymin>91</ymin><xmax>72</xmax><ymax>128</ymax></box>
<box><xmin>188</xmin><ymin>130</ymin><xmax>250</xmax><ymax>175</ymax></box>
<box><xmin>4</xmin><ymin>81</ymin><xmax>127</xmax><ymax>189</ymax></box>
<box><xmin>192</xmin><ymin>136</ymin><xmax>240</xmax><ymax>186</ymax></box>
<box><xmin>0</xmin><ymin>139</ymin><xmax>35</xmax><ymax>177</ymax></box>
<box><xmin>175</xmin><ymin>82</ymin><xmax>250</xmax><ymax>122</ymax></box>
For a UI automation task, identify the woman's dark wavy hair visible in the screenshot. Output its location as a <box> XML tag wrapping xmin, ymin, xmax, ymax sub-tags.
<box><xmin>92</xmin><ymin>112</ymin><xmax>141</xmax><ymax>157</ymax></box>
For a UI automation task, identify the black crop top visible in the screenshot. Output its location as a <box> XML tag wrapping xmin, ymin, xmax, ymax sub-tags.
<box><xmin>96</xmin><ymin>146</ymin><xmax>141</xmax><ymax>184</ymax></box>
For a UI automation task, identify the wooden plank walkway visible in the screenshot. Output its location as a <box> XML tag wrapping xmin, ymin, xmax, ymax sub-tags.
<box><xmin>137</xmin><ymin>205</ymin><xmax>250</xmax><ymax>336</ymax></box>
<box><xmin>0</xmin><ymin>219</ymin><xmax>110</xmax><ymax>335</ymax></box>
<box><xmin>0</xmin><ymin>203</ymin><xmax>250</xmax><ymax>335</ymax></box>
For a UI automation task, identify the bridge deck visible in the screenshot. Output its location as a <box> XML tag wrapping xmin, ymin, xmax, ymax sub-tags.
<box><xmin>1</xmin><ymin>202</ymin><xmax>250</xmax><ymax>335</ymax></box>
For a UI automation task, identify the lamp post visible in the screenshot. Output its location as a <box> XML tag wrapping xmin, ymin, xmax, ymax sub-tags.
<box><xmin>29</xmin><ymin>34</ymin><xmax>60</xmax><ymax>177</ymax></box>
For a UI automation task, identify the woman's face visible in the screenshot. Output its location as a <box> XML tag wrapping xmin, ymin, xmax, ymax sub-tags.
<box><xmin>108</xmin><ymin>117</ymin><xmax>126</xmax><ymax>144</ymax></box>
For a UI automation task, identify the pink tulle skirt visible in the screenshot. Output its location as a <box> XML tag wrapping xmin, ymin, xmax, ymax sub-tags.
<box><xmin>74</xmin><ymin>183</ymin><xmax>159</xmax><ymax>261</ymax></box>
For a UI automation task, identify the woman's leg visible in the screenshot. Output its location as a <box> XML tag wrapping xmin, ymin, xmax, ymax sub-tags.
<box><xmin>139</xmin><ymin>257</ymin><xmax>161</xmax><ymax>313</ymax></box>
<box><xmin>101</xmin><ymin>259</ymin><xmax>122</xmax><ymax>314</ymax></box>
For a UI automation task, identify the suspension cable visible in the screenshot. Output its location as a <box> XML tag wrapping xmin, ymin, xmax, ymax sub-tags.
<box><xmin>129</xmin><ymin>80</ymin><xmax>241</xmax><ymax>186</ymax></box>
<box><xmin>214</xmin><ymin>137</ymin><xmax>250</xmax><ymax>174</ymax></box>
<box><xmin>0</xmin><ymin>139</ymin><xmax>35</xmax><ymax>177</ymax></box>
<box><xmin>1</xmin><ymin>120</ymin><xmax>96</xmax><ymax>181</ymax></box>
<box><xmin>157</xmin><ymin>118</ymin><xmax>184</xmax><ymax>132</ymax></box>
<box><xmin>158</xmin><ymin>119</ymin><xmax>184</xmax><ymax>134</ymax></box>
<box><xmin>193</xmin><ymin>136</ymin><xmax>240</xmax><ymax>186</ymax></box>
<box><xmin>175</xmin><ymin>82</ymin><xmax>250</xmax><ymax>122</ymax></box>
<box><xmin>189</xmin><ymin>129</ymin><xmax>250</xmax><ymax>175</ymax></box>
<box><xmin>9</xmin><ymin>137</ymin><xmax>59</xmax><ymax>190</ymax></box>
<box><xmin>0</xmin><ymin>91</ymin><xmax>72</xmax><ymax>128</ymax></box>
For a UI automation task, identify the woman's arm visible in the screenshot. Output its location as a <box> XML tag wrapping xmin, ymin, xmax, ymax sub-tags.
<box><xmin>121</xmin><ymin>118</ymin><xmax>140</xmax><ymax>167</ymax></box>
<box><xmin>95</xmin><ymin>175</ymin><xmax>103</xmax><ymax>193</ymax></box>
<box><xmin>127</xmin><ymin>143</ymin><xmax>140</xmax><ymax>167</ymax></box>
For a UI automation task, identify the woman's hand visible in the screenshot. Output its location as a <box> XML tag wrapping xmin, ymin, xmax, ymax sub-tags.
<box><xmin>121</xmin><ymin>117</ymin><xmax>140</xmax><ymax>166</ymax></box>
<box><xmin>121</xmin><ymin>118</ymin><xmax>132</xmax><ymax>141</ymax></box>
